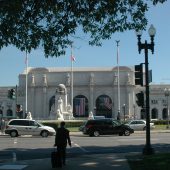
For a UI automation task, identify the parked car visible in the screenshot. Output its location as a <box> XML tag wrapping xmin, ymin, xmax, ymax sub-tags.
<box><xmin>79</xmin><ymin>118</ymin><xmax>134</xmax><ymax>137</ymax></box>
<box><xmin>125</xmin><ymin>120</ymin><xmax>155</xmax><ymax>131</ymax></box>
<box><xmin>5</xmin><ymin>119</ymin><xmax>56</xmax><ymax>137</ymax></box>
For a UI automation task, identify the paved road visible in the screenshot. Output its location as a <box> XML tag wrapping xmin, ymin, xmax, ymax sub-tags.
<box><xmin>1</xmin><ymin>131</ymin><xmax>170</xmax><ymax>162</ymax></box>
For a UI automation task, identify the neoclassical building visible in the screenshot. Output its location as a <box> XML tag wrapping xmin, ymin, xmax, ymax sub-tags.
<box><xmin>0</xmin><ymin>66</ymin><xmax>169</xmax><ymax>120</ymax></box>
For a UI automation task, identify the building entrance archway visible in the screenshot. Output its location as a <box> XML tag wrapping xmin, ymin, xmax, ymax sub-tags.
<box><xmin>73</xmin><ymin>95</ymin><xmax>88</xmax><ymax>117</ymax></box>
<box><xmin>95</xmin><ymin>95</ymin><xmax>112</xmax><ymax>118</ymax></box>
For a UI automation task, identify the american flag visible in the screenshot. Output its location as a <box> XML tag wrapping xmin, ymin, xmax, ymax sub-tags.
<box><xmin>75</xmin><ymin>98</ymin><xmax>85</xmax><ymax>116</ymax></box>
<box><xmin>103</xmin><ymin>97</ymin><xmax>112</xmax><ymax>110</ymax></box>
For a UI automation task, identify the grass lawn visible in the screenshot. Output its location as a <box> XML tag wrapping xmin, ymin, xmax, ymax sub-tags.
<box><xmin>127</xmin><ymin>153</ymin><xmax>170</xmax><ymax>170</ymax></box>
<box><xmin>154</xmin><ymin>125</ymin><xmax>170</xmax><ymax>130</ymax></box>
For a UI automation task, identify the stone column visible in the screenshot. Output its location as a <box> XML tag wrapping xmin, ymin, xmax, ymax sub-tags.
<box><xmin>30</xmin><ymin>75</ymin><xmax>35</xmax><ymax>118</ymax></box>
<box><xmin>42</xmin><ymin>74</ymin><xmax>48</xmax><ymax>118</ymax></box>
<box><xmin>112</xmin><ymin>73</ymin><xmax>118</xmax><ymax>119</ymax></box>
<box><xmin>89</xmin><ymin>73</ymin><xmax>94</xmax><ymax>114</ymax></box>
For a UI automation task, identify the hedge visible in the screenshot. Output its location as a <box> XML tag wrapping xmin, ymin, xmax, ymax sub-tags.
<box><xmin>40</xmin><ymin>120</ymin><xmax>85</xmax><ymax>131</ymax></box>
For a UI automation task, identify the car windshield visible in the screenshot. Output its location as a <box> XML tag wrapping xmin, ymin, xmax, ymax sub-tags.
<box><xmin>36</xmin><ymin>122</ymin><xmax>44</xmax><ymax>127</ymax></box>
<box><xmin>126</xmin><ymin>120</ymin><xmax>132</xmax><ymax>124</ymax></box>
<box><xmin>112</xmin><ymin>120</ymin><xmax>121</xmax><ymax>126</ymax></box>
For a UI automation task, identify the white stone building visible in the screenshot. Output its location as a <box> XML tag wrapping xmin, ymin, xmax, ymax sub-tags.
<box><xmin>0</xmin><ymin>66</ymin><xmax>170</xmax><ymax>120</ymax></box>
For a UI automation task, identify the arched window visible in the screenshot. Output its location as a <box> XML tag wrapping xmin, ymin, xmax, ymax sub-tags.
<box><xmin>0</xmin><ymin>109</ymin><xmax>3</xmax><ymax>115</ymax></box>
<box><xmin>96</xmin><ymin>95</ymin><xmax>112</xmax><ymax>118</ymax></box>
<box><xmin>140</xmin><ymin>109</ymin><xmax>146</xmax><ymax>119</ymax></box>
<box><xmin>7</xmin><ymin>109</ymin><xmax>13</xmax><ymax>117</ymax></box>
<box><xmin>151</xmin><ymin>108</ymin><xmax>158</xmax><ymax>119</ymax></box>
<box><xmin>73</xmin><ymin>95</ymin><xmax>88</xmax><ymax>117</ymax></box>
<box><xmin>162</xmin><ymin>108</ymin><xmax>167</xmax><ymax>120</ymax></box>
<box><xmin>49</xmin><ymin>96</ymin><xmax>55</xmax><ymax>115</ymax></box>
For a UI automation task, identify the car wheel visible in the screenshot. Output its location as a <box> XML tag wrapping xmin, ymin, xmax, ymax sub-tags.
<box><xmin>124</xmin><ymin>130</ymin><xmax>130</xmax><ymax>136</ymax></box>
<box><xmin>41</xmin><ymin>130</ymin><xmax>49</xmax><ymax>137</ymax></box>
<box><xmin>143</xmin><ymin>127</ymin><xmax>146</xmax><ymax>131</ymax></box>
<box><xmin>93</xmin><ymin>130</ymin><xmax>100</xmax><ymax>137</ymax></box>
<box><xmin>10</xmin><ymin>130</ymin><xmax>18</xmax><ymax>137</ymax></box>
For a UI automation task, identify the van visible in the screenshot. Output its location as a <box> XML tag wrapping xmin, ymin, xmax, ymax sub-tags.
<box><xmin>5</xmin><ymin>119</ymin><xmax>56</xmax><ymax>137</ymax></box>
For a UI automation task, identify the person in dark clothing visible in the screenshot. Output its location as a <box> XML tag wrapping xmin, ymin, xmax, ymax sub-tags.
<box><xmin>54</xmin><ymin>121</ymin><xmax>71</xmax><ymax>165</ymax></box>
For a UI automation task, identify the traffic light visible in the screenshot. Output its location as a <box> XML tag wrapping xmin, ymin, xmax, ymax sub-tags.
<box><xmin>136</xmin><ymin>91</ymin><xmax>144</xmax><ymax>108</ymax></box>
<box><xmin>8</xmin><ymin>89</ymin><xmax>16</xmax><ymax>99</ymax></box>
<box><xmin>135</xmin><ymin>64</ymin><xmax>143</xmax><ymax>86</ymax></box>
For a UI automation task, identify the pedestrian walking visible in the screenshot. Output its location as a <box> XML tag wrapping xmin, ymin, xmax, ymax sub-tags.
<box><xmin>54</xmin><ymin>121</ymin><xmax>71</xmax><ymax>166</ymax></box>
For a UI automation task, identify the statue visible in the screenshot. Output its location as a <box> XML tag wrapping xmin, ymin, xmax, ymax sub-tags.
<box><xmin>54</xmin><ymin>84</ymin><xmax>74</xmax><ymax>120</ymax></box>
<box><xmin>58</xmin><ymin>97</ymin><xmax>63</xmax><ymax>112</ymax></box>
<box><xmin>127</xmin><ymin>73</ymin><xmax>131</xmax><ymax>84</ymax></box>
<box><xmin>67</xmin><ymin>104</ymin><xmax>74</xmax><ymax>119</ymax></box>
<box><xmin>57</xmin><ymin>109</ymin><xmax>64</xmax><ymax>120</ymax></box>
<box><xmin>66</xmin><ymin>73</ymin><xmax>70</xmax><ymax>86</ymax></box>
<box><xmin>56</xmin><ymin>97</ymin><xmax>64</xmax><ymax>120</ymax></box>
<box><xmin>26</xmin><ymin>112</ymin><xmax>32</xmax><ymax>120</ymax></box>
<box><xmin>56</xmin><ymin>84</ymin><xmax>66</xmax><ymax>95</ymax></box>
<box><xmin>88</xmin><ymin>111</ymin><xmax>94</xmax><ymax>119</ymax></box>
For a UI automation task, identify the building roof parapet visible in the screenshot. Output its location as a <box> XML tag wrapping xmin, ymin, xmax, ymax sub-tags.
<box><xmin>22</xmin><ymin>66</ymin><xmax>133</xmax><ymax>74</ymax></box>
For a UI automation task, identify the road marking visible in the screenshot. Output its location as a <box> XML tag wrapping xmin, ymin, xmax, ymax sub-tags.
<box><xmin>72</xmin><ymin>142</ymin><xmax>89</xmax><ymax>153</ymax></box>
<box><xmin>13</xmin><ymin>138</ymin><xmax>17</xmax><ymax>144</ymax></box>
<box><xmin>0</xmin><ymin>165</ymin><xmax>27</xmax><ymax>170</ymax></box>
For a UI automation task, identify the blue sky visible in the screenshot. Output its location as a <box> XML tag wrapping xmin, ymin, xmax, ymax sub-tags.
<box><xmin>0</xmin><ymin>1</ymin><xmax>170</xmax><ymax>86</ymax></box>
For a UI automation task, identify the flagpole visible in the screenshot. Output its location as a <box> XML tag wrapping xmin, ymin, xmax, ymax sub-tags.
<box><xmin>71</xmin><ymin>43</ymin><xmax>74</xmax><ymax>112</ymax></box>
<box><xmin>25</xmin><ymin>51</ymin><xmax>28</xmax><ymax>117</ymax></box>
<box><xmin>116</xmin><ymin>40</ymin><xmax>120</xmax><ymax>120</ymax></box>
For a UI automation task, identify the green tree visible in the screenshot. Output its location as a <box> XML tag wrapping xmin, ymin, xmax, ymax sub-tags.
<box><xmin>0</xmin><ymin>0</ymin><xmax>167</xmax><ymax>57</ymax></box>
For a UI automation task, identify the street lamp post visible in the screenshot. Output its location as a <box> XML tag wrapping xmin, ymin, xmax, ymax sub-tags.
<box><xmin>122</xmin><ymin>104</ymin><xmax>126</xmax><ymax>122</ymax></box>
<box><xmin>136</xmin><ymin>24</ymin><xmax>156</xmax><ymax>155</ymax></box>
<box><xmin>116</xmin><ymin>40</ymin><xmax>121</xmax><ymax>121</ymax></box>
<box><xmin>133</xmin><ymin>104</ymin><xmax>136</xmax><ymax>120</ymax></box>
<box><xmin>164</xmin><ymin>88</ymin><xmax>170</xmax><ymax>129</ymax></box>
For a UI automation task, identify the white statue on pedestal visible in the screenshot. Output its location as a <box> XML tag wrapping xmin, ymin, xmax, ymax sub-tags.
<box><xmin>88</xmin><ymin>111</ymin><xmax>94</xmax><ymax>120</ymax></box>
<box><xmin>57</xmin><ymin>97</ymin><xmax>64</xmax><ymax>120</ymax></box>
<box><xmin>57</xmin><ymin>109</ymin><xmax>64</xmax><ymax>120</ymax></box>
<box><xmin>67</xmin><ymin>104</ymin><xmax>74</xmax><ymax>119</ymax></box>
<box><xmin>26</xmin><ymin>112</ymin><xmax>32</xmax><ymax>120</ymax></box>
<box><xmin>53</xmin><ymin>84</ymin><xmax>74</xmax><ymax>120</ymax></box>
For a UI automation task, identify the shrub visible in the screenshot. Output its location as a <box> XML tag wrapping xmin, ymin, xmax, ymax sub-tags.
<box><xmin>40</xmin><ymin>120</ymin><xmax>85</xmax><ymax>131</ymax></box>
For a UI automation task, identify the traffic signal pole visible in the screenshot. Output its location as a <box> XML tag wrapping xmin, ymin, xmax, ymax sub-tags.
<box><xmin>136</xmin><ymin>25</ymin><xmax>156</xmax><ymax>155</ymax></box>
<box><xmin>143</xmin><ymin>41</ymin><xmax>153</xmax><ymax>155</ymax></box>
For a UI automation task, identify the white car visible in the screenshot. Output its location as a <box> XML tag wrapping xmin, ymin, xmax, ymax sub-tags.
<box><xmin>125</xmin><ymin>120</ymin><xmax>155</xmax><ymax>131</ymax></box>
<box><xmin>5</xmin><ymin>119</ymin><xmax>56</xmax><ymax>137</ymax></box>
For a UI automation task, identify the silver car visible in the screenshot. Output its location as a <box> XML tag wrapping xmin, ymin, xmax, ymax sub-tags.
<box><xmin>125</xmin><ymin>120</ymin><xmax>155</xmax><ymax>131</ymax></box>
<box><xmin>5</xmin><ymin>119</ymin><xmax>56</xmax><ymax>137</ymax></box>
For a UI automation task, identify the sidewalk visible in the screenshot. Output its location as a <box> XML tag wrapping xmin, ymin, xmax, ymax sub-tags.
<box><xmin>0</xmin><ymin>153</ymin><xmax>131</xmax><ymax>170</ymax></box>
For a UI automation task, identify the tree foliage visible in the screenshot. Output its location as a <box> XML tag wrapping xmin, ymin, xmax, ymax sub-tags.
<box><xmin>0</xmin><ymin>0</ymin><xmax>167</xmax><ymax>57</ymax></box>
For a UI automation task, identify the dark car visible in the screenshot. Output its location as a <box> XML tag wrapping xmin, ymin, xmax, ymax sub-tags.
<box><xmin>79</xmin><ymin>118</ymin><xmax>134</xmax><ymax>137</ymax></box>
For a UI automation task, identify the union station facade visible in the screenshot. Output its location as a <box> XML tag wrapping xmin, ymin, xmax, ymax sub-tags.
<box><xmin>0</xmin><ymin>66</ymin><xmax>170</xmax><ymax>120</ymax></box>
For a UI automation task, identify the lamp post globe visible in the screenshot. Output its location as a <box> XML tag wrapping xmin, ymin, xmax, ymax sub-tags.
<box><xmin>148</xmin><ymin>24</ymin><xmax>156</xmax><ymax>37</ymax></box>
